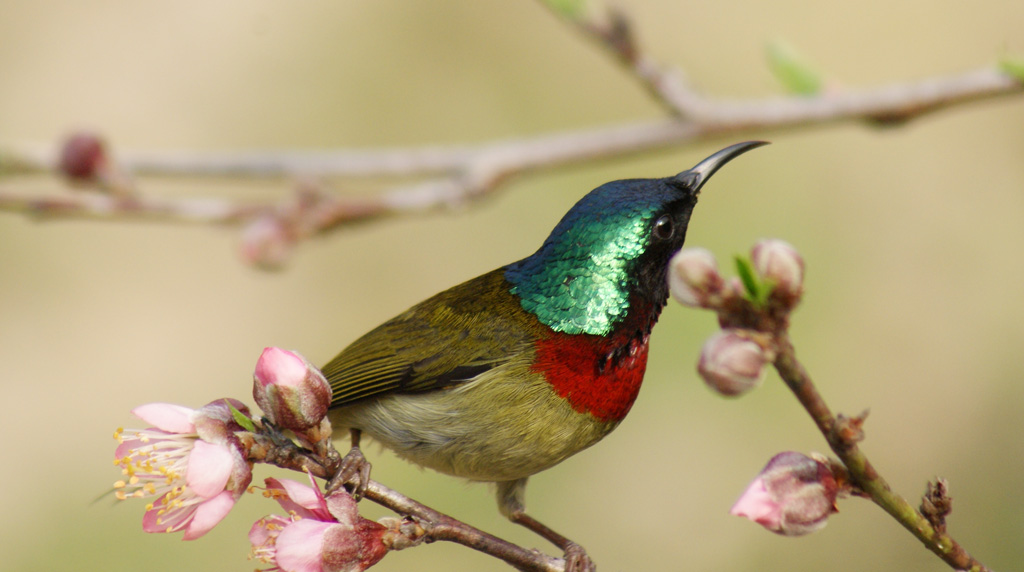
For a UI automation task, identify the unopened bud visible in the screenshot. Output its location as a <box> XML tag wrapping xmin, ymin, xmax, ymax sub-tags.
<box><xmin>750</xmin><ymin>239</ymin><xmax>804</xmax><ymax>296</ymax></box>
<box><xmin>59</xmin><ymin>132</ymin><xmax>108</xmax><ymax>181</ymax></box>
<box><xmin>253</xmin><ymin>347</ymin><xmax>331</xmax><ymax>431</ymax></box>
<box><xmin>241</xmin><ymin>216</ymin><xmax>293</xmax><ymax>270</ymax></box>
<box><xmin>730</xmin><ymin>451</ymin><xmax>838</xmax><ymax>536</ymax></box>
<box><xmin>669</xmin><ymin>247</ymin><xmax>724</xmax><ymax>308</ymax></box>
<box><xmin>697</xmin><ymin>330</ymin><xmax>768</xmax><ymax>396</ymax></box>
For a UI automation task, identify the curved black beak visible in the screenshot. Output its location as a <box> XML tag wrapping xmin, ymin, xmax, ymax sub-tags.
<box><xmin>675</xmin><ymin>141</ymin><xmax>769</xmax><ymax>193</ymax></box>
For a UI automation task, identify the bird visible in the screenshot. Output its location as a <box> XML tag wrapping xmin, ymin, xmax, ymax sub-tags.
<box><xmin>321</xmin><ymin>141</ymin><xmax>767</xmax><ymax>570</ymax></box>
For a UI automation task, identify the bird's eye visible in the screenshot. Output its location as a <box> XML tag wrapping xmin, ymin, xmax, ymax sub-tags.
<box><xmin>652</xmin><ymin>215</ymin><xmax>674</xmax><ymax>240</ymax></box>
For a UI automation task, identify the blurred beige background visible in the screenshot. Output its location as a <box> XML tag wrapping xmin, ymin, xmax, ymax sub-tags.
<box><xmin>2</xmin><ymin>1</ymin><xmax>1023</xmax><ymax>571</ymax></box>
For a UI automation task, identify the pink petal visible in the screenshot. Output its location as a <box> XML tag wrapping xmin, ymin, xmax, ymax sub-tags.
<box><xmin>730</xmin><ymin>477</ymin><xmax>782</xmax><ymax>531</ymax></box>
<box><xmin>255</xmin><ymin>347</ymin><xmax>308</xmax><ymax>388</ymax></box>
<box><xmin>186</xmin><ymin>441</ymin><xmax>234</xmax><ymax>498</ymax></box>
<box><xmin>142</xmin><ymin>493</ymin><xmax>180</xmax><ymax>533</ymax></box>
<box><xmin>249</xmin><ymin>515</ymin><xmax>289</xmax><ymax>546</ymax></box>
<box><xmin>265</xmin><ymin>477</ymin><xmax>331</xmax><ymax>521</ymax></box>
<box><xmin>114</xmin><ymin>433</ymin><xmax>167</xmax><ymax>460</ymax></box>
<box><xmin>183</xmin><ymin>490</ymin><xmax>237</xmax><ymax>540</ymax></box>
<box><xmin>276</xmin><ymin>519</ymin><xmax>334</xmax><ymax>572</ymax></box>
<box><xmin>325</xmin><ymin>488</ymin><xmax>359</xmax><ymax>526</ymax></box>
<box><xmin>132</xmin><ymin>403</ymin><xmax>197</xmax><ymax>433</ymax></box>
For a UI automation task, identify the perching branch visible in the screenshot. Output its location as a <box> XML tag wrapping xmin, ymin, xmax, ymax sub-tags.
<box><xmin>243</xmin><ymin>424</ymin><xmax>566</xmax><ymax>572</ymax></box>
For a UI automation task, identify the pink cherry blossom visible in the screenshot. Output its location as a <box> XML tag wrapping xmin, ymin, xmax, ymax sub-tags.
<box><xmin>114</xmin><ymin>400</ymin><xmax>253</xmax><ymax>540</ymax></box>
<box><xmin>250</xmin><ymin>475</ymin><xmax>389</xmax><ymax>572</ymax></box>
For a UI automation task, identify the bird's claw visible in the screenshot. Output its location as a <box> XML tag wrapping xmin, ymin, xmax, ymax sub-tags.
<box><xmin>563</xmin><ymin>542</ymin><xmax>594</xmax><ymax>572</ymax></box>
<box><xmin>327</xmin><ymin>446</ymin><xmax>371</xmax><ymax>499</ymax></box>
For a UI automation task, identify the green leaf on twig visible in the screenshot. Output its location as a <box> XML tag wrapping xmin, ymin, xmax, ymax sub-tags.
<box><xmin>543</xmin><ymin>0</ymin><xmax>587</xmax><ymax>18</ymax></box>
<box><xmin>767</xmin><ymin>39</ymin><xmax>823</xmax><ymax>95</ymax></box>
<box><xmin>735</xmin><ymin>255</ymin><xmax>772</xmax><ymax>307</ymax></box>
<box><xmin>227</xmin><ymin>400</ymin><xmax>256</xmax><ymax>432</ymax></box>
<box><xmin>999</xmin><ymin>56</ymin><xmax>1024</xmax><ymax>83</ymax></box>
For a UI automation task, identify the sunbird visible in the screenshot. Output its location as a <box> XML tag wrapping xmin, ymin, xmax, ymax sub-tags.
<box><xmin>323</xmin><ymin>141</ymin><xmax>767</xmax><ymax>569</ymax></box>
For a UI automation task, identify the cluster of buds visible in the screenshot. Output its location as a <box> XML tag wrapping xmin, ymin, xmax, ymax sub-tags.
<box><xmin>669</xmin><ymin>242</ymin><xmax>847</xmax><ymax>537</ymax></box>
<box><xmin>730</xmin><ymin>452</ymin><xmax>841</xmax><ymax>536</ymax></box>
<box><xmin>670</xmin><ymin>238</ymin><xmax>804</xmax><ymax>397</ymax></box>
<box><xmin>669</xmin><ymin>238</ymin><xmax>804</xmax><ymax>312</ymax></box>
<box><xmin>250</xmin><ymin>475</ymin><xmax>421</xmax><ymax>572</ymax></box>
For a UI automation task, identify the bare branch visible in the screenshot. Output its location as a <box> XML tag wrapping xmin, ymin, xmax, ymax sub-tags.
<box><xmin>4</xmin><ymin>67</ymin><xmax>1018</xmax><ymax>182</ymax></box>
<box><xmin>771</xmin><ymin>337</ymin><xmax>990</xmax><ymax>572</ymax></box>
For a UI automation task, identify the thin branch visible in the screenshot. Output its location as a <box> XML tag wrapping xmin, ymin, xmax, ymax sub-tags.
<box><xmin>3</xmin><ymin>68</ymin><xmax>1019</xmax><ymax>182</ymax></box>
<box><xmin>0</xmin><ymin>67</ymin><xmax>1020</xmax><ymax>267</ymax></box>
<box><xmin>541</xmin><ymin>3</ymin><xmax>704</xmax><ymax>117</ymax></box>
<box><xmin>771</xmin><ymin>334</ymin><xmax>990</xmax><ymax>572</ymax></box>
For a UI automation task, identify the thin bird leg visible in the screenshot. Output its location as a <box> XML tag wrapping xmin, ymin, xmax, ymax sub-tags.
<box><xmin>497</xmin><ymin>479</ymin><xmax>594</xmax><ymax>572</ymax></box>
<box><xmin>327</xmin><ymin>428</ymin><xmax>372</xmax><ymax>498</ymax></box>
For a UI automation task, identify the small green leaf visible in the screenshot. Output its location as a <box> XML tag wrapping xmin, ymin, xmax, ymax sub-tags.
<box><xmin>735</xmin><ymin>255</ymin><xmax>761</xmax><ymax>300</ymax></box>
<box><xmin>999</xmin><ymin>56</ymin><xmax>1024</xmax><ymax>82</ymax></box>
<box><xmin>228</xmin><ymin>400</ymin><xmax>256</xmax><ymax>432</ymax></box>
<box><xmin>543</xmin><ymin>0</ymin><xmax>587</xmax><ymax>18</ymax></box>
<box><xmin>766</xmin><ymin>39</ymin><xmax>823</xmax><ymax>95</ymax></box>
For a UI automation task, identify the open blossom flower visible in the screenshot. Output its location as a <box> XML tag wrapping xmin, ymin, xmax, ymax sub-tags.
<box><xmin>250</xmin><ymin>475</ymin><xmax>389</xmax><ymax>572</ymax></box>
<box><xmin>113</xmin><ymin>399</ymin><xmax>254</xmax><ymax>540</ymax></box>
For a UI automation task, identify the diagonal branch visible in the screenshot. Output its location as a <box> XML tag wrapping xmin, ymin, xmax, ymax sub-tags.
<box><xmin>770</xmin><ymin>334</ymin><xmax>990</xmax><ymax>572</ymax></box>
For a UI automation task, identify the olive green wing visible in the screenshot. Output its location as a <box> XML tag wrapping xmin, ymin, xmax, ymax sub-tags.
<box><xmin>322</xmin><ymin>269</ymin><xmax>544</xmax><ymax>408</ymax></box>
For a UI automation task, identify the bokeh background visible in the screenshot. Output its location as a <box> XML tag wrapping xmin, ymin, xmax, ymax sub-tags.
<box><xmin>2</xmin><ymin>1</ymin><xmax>1023</xmax><ymax>571</ymax></box>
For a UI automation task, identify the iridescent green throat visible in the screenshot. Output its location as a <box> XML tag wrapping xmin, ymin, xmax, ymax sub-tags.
<box><xmin>504</xmin><ymin>180</ymin><xmax>677</xmax><ymax>336</ymax></box>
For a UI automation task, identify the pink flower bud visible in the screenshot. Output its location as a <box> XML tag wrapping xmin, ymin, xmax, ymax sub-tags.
<box><xmin>697</xmin><ymin>330</ymin><xmax>769</xmax><ymax>396</ymax></box>
<box><xmin>59</xmin><ymin>132</ymin><xmax>108</xmax><ymax>181</ymax></box>
<box><xmin>241</xmin><ymin>216</ymin><xmax>294</xmax><ymax>269</ymax></box>
<box><xmin>730</xmin><ymin>451</ymin><xmax>838</xmax><ymax>536</ymax></box>
<box><xmin>669</xmin><ymin>247</ymin><xmax>724</xmax><ymax>308</ymax></box>
<box><xmin>751</xmin><ymin>239</ymin><xmax>804</xmax><ymax>296</ymax></box>
<box><xmin>253</xmin><ymin>347</ymin><xmax>332</xmax><ymax>431</ymax></box>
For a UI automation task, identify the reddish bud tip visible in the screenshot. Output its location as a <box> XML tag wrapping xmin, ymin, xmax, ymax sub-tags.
<box><xmin>58</xmin><ymin>132</ymin><xmax>108</xmax><ymax>180</ymax></box>
<box><xmin>669</xmin><ymin>247</ymin><xmax>725</xmax><ymax>308</ymax></box>
<box><xmin>751</xmin><ymin>239</ymin><xmax>804</xmax><ymax>296</ymax></box>
<box><xmin>253</xmin><ymin>347</ymin><xmax>332</xmax><ymax>431</ymax></box>
<box><xmin>730</xmin><ymin>451</ymin><xmax>839</xmax><ymax>536</ymax></box>
<box><xmin>697</xmin><ymin>330</ymin><xmax>769</xmax><ymax>396</ymax></box>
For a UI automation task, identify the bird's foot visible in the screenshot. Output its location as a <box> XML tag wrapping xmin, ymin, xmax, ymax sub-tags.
<box><xmin>327</xmin><ymin>446</ymin><xmax>371</xmax><ymax>499</ymax></box>
<box><xmin>563</xmin><ymin>542</ymin><xmax>595</xmax><ymax>572</ymax></box>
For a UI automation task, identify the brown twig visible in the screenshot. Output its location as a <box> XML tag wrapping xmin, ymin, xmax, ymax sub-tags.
<box><xmin>1</xmin><ymin>66</ymin><xmax>1020</xmax><ymax>267</ymax></box>
<box><xmin>243</xmin><ymin>429</ymin><xmax>565</xmax><ymax>572</ymax></box>
<box><xmin>771</xmin><ymin>335</ymin><xmax>989</xmax><ymax>572</ymax></box>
